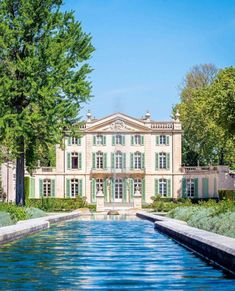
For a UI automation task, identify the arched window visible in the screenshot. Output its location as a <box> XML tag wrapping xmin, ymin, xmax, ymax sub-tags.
<box><xmin>116</xmin><ymin>151</ymin><xmax>123</xmax><ymax>169</ymax></box>
<box><xmin>96</xmin><ymin>151</ymin><xmax>103</xmax><ymax>169</ymax></box>
<box><xmin>159</xmin><ymin>179</ymin><xmax>167</xmax><ymax>196</ymax></box>
<box><xmin>134</xmin><ymin>152</ymin><xmax>142</xmax><ymax>169</ymax></box>
<box><xmin>159</xmin><ymin>153</ymin><xmax>166</xmax><ymax>169</ymax></box>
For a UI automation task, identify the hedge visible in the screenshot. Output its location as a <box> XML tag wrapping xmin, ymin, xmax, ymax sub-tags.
<box><xmin>218</xmin><ymin>190</ymin><xmax>235</xmax><ymax>201</ymax></box>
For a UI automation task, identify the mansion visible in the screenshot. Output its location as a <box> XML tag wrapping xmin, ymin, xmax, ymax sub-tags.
<box><xmin>1</xmin><ymin>111</ymin><xmax>234</xmax><ymax>204</ymax></box>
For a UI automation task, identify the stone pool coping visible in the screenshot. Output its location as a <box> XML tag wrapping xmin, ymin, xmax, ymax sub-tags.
<box><xmin>136</xmin><ymin>211</ymin><xmax>235</xmax><ymax>275</ymax></box>
<box><xmin>0</xmin><ymin>210</ymin><xmax>83</xmax><ymax>245</ymax></box>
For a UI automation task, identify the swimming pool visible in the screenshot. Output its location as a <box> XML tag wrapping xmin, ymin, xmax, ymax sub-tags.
<box><xmin>0</xmin><ymin>214</ymin><xmax>234</xmax><ymax>290</ymax></box>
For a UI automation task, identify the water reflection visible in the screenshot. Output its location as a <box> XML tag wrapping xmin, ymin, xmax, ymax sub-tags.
<box><xmin>0</xmin><ymin>215</ymin><xmax>234</xmax><ymax>290</ymax></box>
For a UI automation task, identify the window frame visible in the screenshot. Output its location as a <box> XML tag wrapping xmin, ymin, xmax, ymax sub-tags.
<box><xmin>43</xmin><ymin>179</ymin><xmax>51</xmax><ymax>197</ymax></box>
<box><xmin>159</xmin><ymin>178</ymin><xmax>167</xmax><ymax>197</ymax></box>
<box><xmin>159</xmin><ymin>152</ymin><xmax>167</xmax><ymax>169</ymax></box>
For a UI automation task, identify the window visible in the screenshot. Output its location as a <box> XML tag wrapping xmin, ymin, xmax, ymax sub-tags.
<box><xmin>96</xmin><ymin>179</ymin><xmax>103</xmax><ymax>193</ymax></box>
<box><xmin>96</xmin><ymin>134</ymin><xmax>103</xmax><ymax>145</ymax></box>
<box><xmin>159</xmin><ymin>179</ymin><xmax>167</xmax><ymax>197</ymax></box>
<box><xmin>134</xmin><ymin>179</ymin><xmax>142</xmax><ymax>193</ymax></box>
<box><xmin>116</xmin><ymin>151</ymin><xmax>123</xmax><ymax>169</ymax></box>
<box><xmin>134</xmin><ymin>152</ymin><xmax>142</xmax><ymax>169</ymax></box>
<box><xmin>134</xmin><ymin>135</ymin><xmax>141</xmax><ymax>145</ymax></box>
<box><xmin>115</xmin><ymin>178</ymin><xmax>123</xmax><ymax>200</ymax></box>
<box><xmin>115</xmin><ymin>134</ymin><xmax>122</xmax><ymax>145</ymax></box>
<box><xmin>160</xmin><ymin>135</ymin><xmax>166</xmax><ymax>145</ymax></box>
<box><xmin>186</xmin><ymin>179</ymin><xmax>195</xmax><ymax>197</ymax></box>
<box><xmin>71</xmin><ymin>152</ymin><xmax>78</xmax><ymax>169</ymax></box>
<box><xmin>43</xmin><ymin>179</ymin><xmax>51</xmax><ymax>197</ymax></box>
<box><xmin>71</xmin><ymin>137</ymin><xmax>78</xmax><ymax>145</ymax></box>
<box><xmin>96</xmin><ymin>151</ymin><xmax>103</xmax><ymax>169</ymax></box>
<box><xmin>159</xmin><ymin>153</ymin><xmax>166</xmax><ymax>169</ymax></box>
<box><xmin>71</xmin><ymin>179</ymin><xmax>79</xmax><ymax>197</ymax></box>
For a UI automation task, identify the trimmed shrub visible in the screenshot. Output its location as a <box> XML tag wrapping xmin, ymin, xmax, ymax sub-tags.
<box><xmin>26</xmin><ymin>196</ymin><xmax>88</xmax><ymax>212</ymax></box>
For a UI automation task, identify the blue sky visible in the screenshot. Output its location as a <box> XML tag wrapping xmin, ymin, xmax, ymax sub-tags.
<box><xmin>64</xmin><ymin>0</ymin><xmax>235</xmax><ymax>120</ymax></box>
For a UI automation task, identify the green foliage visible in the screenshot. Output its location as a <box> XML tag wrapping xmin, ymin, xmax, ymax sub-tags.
<box><xmin>0</xmin><ymin>203</ymin><xmax>47</xmax><ymax>225</ymax></box>
<box><xmin>174</xmin><ymin>64</ymin><xmax>235</xmax><ymax>166</ymax></box>
<box><xmin>218</xmin><ymin>190</ymin><xmax>235</xmax><ymax>201</ymax></box>
<box><xmin>0</xmin><ymin>0</ymin><xmax>94</xmax><ymax>203</ymax></box>
<box><xmin>0</xmin><ymin>211</ymin><xmax>14</xmax><ymax>227</ymax></box>
<box><xmin>25</xmin><ymin>207</ymin><xmax>46</xmax><ymax>219</ymax></box>
<box><xmin>26</xmin><ymin>197</ymin><xmax>88</xmax><ymax>212</ymax></box>
<box><xmin>167</xmin><ymin>200</ymin><xmax>235</xmax><ymax>238</ymax></box>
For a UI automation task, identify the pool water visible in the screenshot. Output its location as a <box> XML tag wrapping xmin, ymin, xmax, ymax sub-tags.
<box><xmin>0</xmin><ymin>214</ymin><xmax>234</xmax><ymax>290</ymax></box>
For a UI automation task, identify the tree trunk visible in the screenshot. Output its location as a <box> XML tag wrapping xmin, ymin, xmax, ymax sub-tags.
<box><xmin>16</xmin><ymin>139</ymin><xmax>25</xmax><ymax>206</ymax></box>
<box><xmin>219</xmin><ymin>148</ymin><xmax>224</xmax><ymax>165</ymax></box>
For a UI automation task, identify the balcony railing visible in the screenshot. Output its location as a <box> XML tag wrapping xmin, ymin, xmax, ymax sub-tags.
<box><xmin>91</xmin><ymin>167</ymin><xmax>145</xmax><ymax>174</ymax></box>
<box><xmin>181</xmin><ymin>166</ymin><xmax>218</xmax><ymax>173</ymax></box>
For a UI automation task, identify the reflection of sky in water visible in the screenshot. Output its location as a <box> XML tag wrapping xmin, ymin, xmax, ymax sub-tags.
<box><xmin>0</xmin><ymin>215</ymin><xmax>234</xmax><ymax>290</ymax></box>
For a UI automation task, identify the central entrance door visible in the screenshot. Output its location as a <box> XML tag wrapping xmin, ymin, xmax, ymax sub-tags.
<box><xmin>114</xmin><ymin>178</ymin><xmax>123</xmax><ymax>202</ymax></box>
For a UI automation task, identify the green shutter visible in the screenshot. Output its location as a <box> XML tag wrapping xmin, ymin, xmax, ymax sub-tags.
<box><xmin>123</xmin><ymin>153</ymin><xmax>126</xmax><ymax>169</ymax></box>
<box><xmin>141</xmin><ymin>135</ymin><xmax>144</xmax><ymax>145</ymax></box>
<box><xmin>166</xmin><ymin>136</ymin><xmax>170</xmax><ymax>145</ymax></box>
<box><xmin>155</xmin><ymin>153</ymin><xmax>159</xmax><ymax>170</ymax></box>
<box><xmin>92</xmin><ymin>153</ymin><xmax>96</xmax><ymax>169</ymax></box>
<box><xmin>79</xmin><ymin>179</ymin><xmax>83</xmax><ymax>196</ymax></box>
<box><xmin>156</xmin><ymin>136</ymin><xmax>160</xmax><ymax>145</ymax></box>
<box><xmin>66</xmin><ymin>178</ymin><xmax>71</xmax><ymax>197</ymax></box>
<box><xmin>78</xmin><ymin>153</ymin><xmax>82</xmax><ymax>169</ymax></box>
<box><xmin>30</xmin><ymin>177</ymin><xmax>35</xmax><ymax>198</ymax></box>
<box><xmin>111</xmin><ymin>153</ymin><xmax>115</xmax><ymax>169</ymax></box>
<box><xmin>194</xmin><ymin>178</ymin><xmax>199</xmax><ymax>198</ymax></box>
<box><xmin>122</xmin><ymin>135</ymin><xmax>125</xmax><ymax>145</ymax></box>
<box><xmin>104</xmin><ymin>153</ymin><xmax>107</xmax><ymax>169</ymax></box>
<box><xmin>91</xmin><ymin>178</ymin><xmax>96</xmax><ymax>202</ymax></box>
<box><xmin>182</xmin><ymin>177</ymin><xmax>187</xmax><ymax>198</ymax></box>
<box><xmin>141</xmin><ymin>153</ymin><xmax>145</xmax><ymax>169</ymax></box>
<box><xmin>39</xmin><ymin>179</ymin><xmax>43</xmax><ymax>197</ymax></box>
<box><xmin>110</xmin><ymin>178</ymin><xmax>114</xmax><ymax>202</ymax></box>
<box><xmin>131</xmin><ymin>136</ymin><xmax>134</xmax><ymax>145</ymax></box>
<box><xmin>112</xmin><ymin>135</ymin><xmax>115</xmax><ymax>146</ymax></box>
<box><xmin>67</xmin><ymin>153</ymin><xmax>71</xmax><ymax>170</ymax></box>
<box><xmin>77</xmin><ymin>138</ymin><xmax>81</xmax><ymax>146</ymax></box>
<box><xmin>166</xmin><ymin>153</ymin><xmax>170</xmax><ymax>170</ymax></box>
<box><xmin>104</xmin><ymin>179</ymin><xmax>108</xmax><ymax>202</ymax></box>
<box><xmin>51</xmin><ymin>179</ymin><xmax>55</xmax><ymax>197</ymax></box>
<box><xmin>103</xmin><ymin>136</ymin><xmax>106</xmax><ymax>145</ymax></box>
<box><xmin>93</xmin><ymin>135</ymin><xmax>96</xmax><ymax>145</ymax></box>
<box><xmin>167</xmin><ymin>179</ymin><xmax>171</xmax><ymax>197</ymax></box>
<box><xmin>123</xmin><ymin>179</ymin><xmax>127</xmax><ymax>202</ymax></box>
<box><xmin>130</xmin><ymin>178</ymin><xmax>134</xmax><ymax>201</ymax></box>
<box><xmin>68</xmin><ymin>137</ymin><xmax>71</xmax><ymax>146</ymax></box>
<box><xmin>130</xmin><ymin>153</ymin><xmax>134</xmax><ymax>169</ymax></box>
<box><xmin>155</xmin><ymin>179</ymin><xmax>159</xmax><ymax>196</ymax></box>
<box><xmin>142</xmin><ymin>178</ymin><xmax>145</xmax><ymax>202</ymax></box>
<box><xmin>202</xmin><ymin>178</ymin><xmax>208</xmax><ymax>198</ymax></box>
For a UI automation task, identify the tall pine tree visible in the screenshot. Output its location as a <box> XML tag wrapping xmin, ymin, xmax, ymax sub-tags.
<box><xmin>0</xmin><ymin>0</ymin><xmax>94</xmax><ymax>205</ymax></box>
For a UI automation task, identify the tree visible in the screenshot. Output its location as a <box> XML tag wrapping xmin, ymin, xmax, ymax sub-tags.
<box><xmin>174</xmin><ymin>64</ymin><xmax>235</xmax><ymax>166</ymax></box>
<box><xmin>206</xmin><ymin>67</ymin><xmax>235</xmax><ymax>136</ymax></box>
<box><xmin>0</xmin><ymin>0</ymin><xmax>94</xmax><ymax>205</ymax></box>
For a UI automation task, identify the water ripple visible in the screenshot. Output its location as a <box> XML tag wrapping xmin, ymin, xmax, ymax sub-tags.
<box><xmin>0</xmin><ymin>215</ymin><xmax>234</xmax><ymax>290</ymax></box>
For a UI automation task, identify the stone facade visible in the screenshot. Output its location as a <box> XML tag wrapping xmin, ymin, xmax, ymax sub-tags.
<box><xmin>1</xmin><ymin>112</ymin><xmax>234</xmax><ymax>203</ymax></box>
